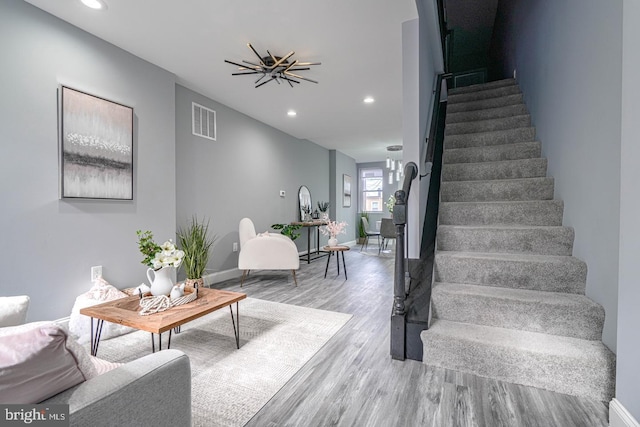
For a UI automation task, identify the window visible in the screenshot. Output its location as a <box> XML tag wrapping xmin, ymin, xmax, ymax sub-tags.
<box><xmin>360</xmin><ymin>168</ymin><xmax>383</xmax><ymax>212</ymax></box>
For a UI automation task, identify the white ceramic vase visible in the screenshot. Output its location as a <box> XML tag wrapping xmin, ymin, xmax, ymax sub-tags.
<box><xmin>146</xmin><ymin>266</ymin><xmax>175</xmax><ymax>296</ymax></box>
<box><xmin>321</xmin><ymin>212</ymin><xmax>329</xmax><ymax>221</ymax></box>
<box><xmin>328</xmin><ymin>237</ymin><xmax>338</xmax><ymax>247</ymax></box>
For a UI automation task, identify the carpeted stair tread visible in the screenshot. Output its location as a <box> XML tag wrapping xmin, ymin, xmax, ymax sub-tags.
<box><xmin>446</xmin><ymin>104</ymin><xmax>529</xmax><ymax>124</ymax></box>
<box><xmin>436</xmin><ymin>225</ymin><xmax>574</xmax><ymax>256</ymax></box>
<box><xmin>431</xmin><ymin>282</ymin><xmax>604</xmax><ymax>340</ymax></box>
<box><xmin>438</xmin><ymin>200</ymin><xmax>564</xmax><ymax>226</ymax></box>
<box><xmin>442</xmin><ymin>158</ymin><xmax>547</xmax><ymax>182</ymax></box>
<box><xmin>448</xmin><ymin>79</ymin><xmax>517</xmax><ymax>95</ymax></box>
<box><xmin>434</xmin><ymin>251</ymin><xmax>587</xmax><ymax>294</ymax></box>
<box><xmin>445</xmin><ymin>114</ymin><xmax>531</xmax><ymax>136</ymax></box>
<box><xmin>447</xmin><ymin>93</ymin><xmax>525</xmax><ymax>114</ymax></box>
<box><xmin>440</xmin><ymin>177</ymin><xmax>554</xmax><ymax>202</ymax></box>
<box><xmin>448</xmin><ymin>85</ymin><xmax>521</xmax><ymax>104</ymax></box>
<box><xmin>444</xmin><ymin>141</ymin><xmax>542</xmax><ymax>164</ymax></box>
<box><xmin>444</xmin><ymin>127</ymin><xmax>536</xmax><ymax>149</ymax></box>
<box><xmin>420</xmin><ymin>320</ymin><xmax>615</xmax><ymax>401</ymax></box>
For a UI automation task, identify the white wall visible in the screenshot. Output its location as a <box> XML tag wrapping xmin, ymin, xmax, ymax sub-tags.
<box><xmin>0</xmin><ymin>1</ymin><xmax>176</xmax><ymax>321</ymax></box>
<box><xmin>489</xmin><ymin>0</ymin><xmax>623</xmax><ymax>352</ymax></box>
<box><xmin>616</xmin><ymin>0</ymin><xmax>640</xmax><ymax>421</ymax></box>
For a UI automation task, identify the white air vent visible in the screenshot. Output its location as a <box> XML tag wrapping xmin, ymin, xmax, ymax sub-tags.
<box><xmin>192</xmin><ymin>102</ymin><xmax>216</xmax><ymax>141</ymax></box>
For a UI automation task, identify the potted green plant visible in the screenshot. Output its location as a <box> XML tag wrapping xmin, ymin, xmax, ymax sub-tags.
<box><xmin>271</xmin><ymin>223</ymin><xmax>302</xmax><ymax>240</ymax></box>
<box><xmin>317</xmin><ymin>201</ymin><xmax>330</xmax><ymax>220</ymax></box>
<box><xmin>177</xmin><ymin>216</ymin><xmax>216</xmax><ymax>289</ymax></box>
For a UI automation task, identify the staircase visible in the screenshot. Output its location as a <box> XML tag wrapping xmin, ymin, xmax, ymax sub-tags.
<box><xmin>420</xmin><ymin>79</ymin><xmax>616</xmax><ymax>401</ymax></box>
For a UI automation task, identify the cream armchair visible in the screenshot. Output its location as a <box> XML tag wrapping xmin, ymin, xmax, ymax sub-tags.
<box><xmin>238</xmin><ymin>218</ymin><xmax>300</xmax><ymax>286</ymax></box>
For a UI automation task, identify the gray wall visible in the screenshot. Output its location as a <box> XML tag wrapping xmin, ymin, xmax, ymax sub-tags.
<box><xmin>329</xmin><ymin>150</ymin><xmax>358</xmax><ymax>243</ymax></box>
<box><xmin>489</xmin><ymin>0</ymin><xmax>622</xmax><ymax>352</ymax></box>
<box><xmin>0</xmin><ymin>1</ymin><xmax>176</xmax><ymax>321</ymax></box>
<box><xmin>175</xmin><ymin>85</ymin><xmax>330</xmax><ymax>277</ymax></box>
<box><xmin>616</xmin><ymin>0</ymin><xmax>640</xmax><ymax>420</ymax></box>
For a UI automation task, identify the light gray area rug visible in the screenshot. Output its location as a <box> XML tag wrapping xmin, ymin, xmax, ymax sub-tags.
<box><xmin>90</xmin><ymin>298</ymin><xmax>352</xmax><ymax>426</ymax></box>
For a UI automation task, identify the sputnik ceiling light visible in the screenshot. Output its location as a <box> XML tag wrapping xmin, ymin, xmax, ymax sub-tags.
<box><xmin>224</xmin><ymin>43</ymin><xmax>321</xmax><ymax>88</ymax></box>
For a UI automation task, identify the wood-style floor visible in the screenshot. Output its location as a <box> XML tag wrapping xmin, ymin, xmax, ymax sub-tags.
<box><xmin>214</xmin><ymin>246</ymin><xmax>609</xmax><ymax>427</ymax></box>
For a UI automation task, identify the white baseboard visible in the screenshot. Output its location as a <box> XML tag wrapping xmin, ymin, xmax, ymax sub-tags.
<box><xmin>202</xmin><ymin>269</ymin><xmax>243</xmax><ymax>286</ymax></box>
<box><xmin>611</xmin><ymin>399</ymin><xmax>640</xmax><ymax>427</ymax></box>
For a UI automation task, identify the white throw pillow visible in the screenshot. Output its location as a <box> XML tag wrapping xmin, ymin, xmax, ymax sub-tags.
<box><xmin>68</xmin><ymin>278</ymin><xmax>135</xmax><ymax>344</ymax></box>
<box><xmin>0</xmin><ymin>295</ymin><xmax>30</xmax><ymax>327</ymax></box>
<box><xmin>0</xmin><ymin>322</ymin><xmax>98</xmax><ymax>403</ymax></box>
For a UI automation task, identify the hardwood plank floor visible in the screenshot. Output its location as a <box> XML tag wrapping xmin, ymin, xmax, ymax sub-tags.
<box><xmin>214</xmin><ymin>247</ymin><xmax>609</xmax><ymax>427</ymax></box>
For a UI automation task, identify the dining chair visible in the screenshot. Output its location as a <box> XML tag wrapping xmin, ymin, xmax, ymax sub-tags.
<box><xmin>360</xmin><ymin>216</ymin><xmax>381</xmax><ymax>252</ymax></box>
<box><xmin>379</xmin><ymin>218</ymin><xmax>396</xmax><ymax>254</ymax></box>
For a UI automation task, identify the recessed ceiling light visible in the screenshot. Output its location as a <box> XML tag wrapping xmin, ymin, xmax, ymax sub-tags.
<box><xmin>287</xmin><ymin>110</ymin><xmax>297</xmax><ymax>117</ymax></box>
<box><xmin>363</xmin><ymin>96</ymin><xmax>375</xmax><ymax>104</ymax></box>
<box><xmin>81</xmin><ymin>0</ymin><xmax>107</xmax><ymax>10</ymax></box>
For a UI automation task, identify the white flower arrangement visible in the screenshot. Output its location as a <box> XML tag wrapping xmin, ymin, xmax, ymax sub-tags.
<box><xmin>321</xmin><ymin>220</ymin><xmax>348</xmax><ymax>238</ymax></box>
<box><xmin>137</xmin><ymin>230</ymin><xmax>184</xmax><ymax>270</ymax></box>
<box><xmin>152</xmin><ymin>240</ymin><xmax>185</xmax><ymax>270</ymax></box>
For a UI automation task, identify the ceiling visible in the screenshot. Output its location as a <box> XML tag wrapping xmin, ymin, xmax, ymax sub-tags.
<box><xmin>24</xmin><ymin>0</ymin><xmax>418</xmax><ymax>163</ymax></box>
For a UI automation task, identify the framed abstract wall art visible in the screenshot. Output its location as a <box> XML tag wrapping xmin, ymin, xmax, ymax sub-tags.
<box><xmin>343</xmin><ymin>174</ymin><xmax>351</xmax><ymax>207</ymax></box>
<box><xmin>59</xmin><ymin>86</ymin><xmax>133</xmax><ymax>200</ymax></box>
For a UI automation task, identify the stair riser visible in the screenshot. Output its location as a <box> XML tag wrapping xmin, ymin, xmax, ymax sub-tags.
<box><xmin>445</xmin><ymin>128</ymin><xmax>535</xmax><ymax>149</ymax></box>
<box><xmin>442</xmin><ymin>159</ymin><xmax>547</xmax><ymax>182</ymax></box>
<box><xmin>440</xmin><ymin>178</ymin><xmax>555</xmax><ymax>202</ymax></box>
<box><xmin>444</xmin><ymin>142</ymin><xmax>541</xmax><ymax>164</ymax></box>
<box><xmin>437</xmin><ymin>226</ymin><xmax>574</xmax><ymax>256</ymax></box>
<box><xmin>445</xmin><ymin>115</ymin><xmax>531</xmax><ymax>136</ymax></box>
<box><xmin>439</xmin><ymin>201</ymin><xmax>564</xmax><ymax>226</ymax></box>
<box><xmin>431</xmin><ymin>286</ymin><xmax>603</xmax><ymax>340</ymax></box>
<box><xmin>446</xmin><ymin>104</ymin><xmax>529</xmax><ymax>124</ymax></box>
<box><xmin>421</xmin><ymin>329</ymin><xmax>615</xmax><ymax>401</ymax></box>
<box><xmin>434</xmin><ymin>254</ymin><xmax>587</xmax><ymax>293</ymax></box>
<box><xmin>448</xmin><ymin>94</ymin><xmax>525</xmax><ymax>114</ymax></box>
<box><xmin>449</xmin><ymin>79</ymin><xmax>517</xmax><ymax>95</ymax></box>
<box><xmin>448</xmin><ymin>85</ymin><xmax>521</xmax><ymax>104</ymax></box>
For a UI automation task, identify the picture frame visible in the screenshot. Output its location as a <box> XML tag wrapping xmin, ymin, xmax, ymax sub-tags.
<box><xmin>343</xmin><ymin>174</ymin><xmax>351</xmax><ymax>207</ymax></box>
<box><xmin>59</xmin><ymin>86</ymin><xmax>134</xmax><ymax>200</ymax></box>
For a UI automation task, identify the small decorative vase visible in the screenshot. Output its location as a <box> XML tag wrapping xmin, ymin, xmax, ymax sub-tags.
<box><xmin>146</xmin><ymin>266</ymin><xmax>175</xmax><ymax>296</ymax></box>
<box><xmin>328</xmin><ymin>237</ymin><xmax>338</xmax><ymax>247</ymax></box>
<box><xmin>321</xmin><ymin>212</ymin><xmax>329</xmax><ymax>221</ymax></box>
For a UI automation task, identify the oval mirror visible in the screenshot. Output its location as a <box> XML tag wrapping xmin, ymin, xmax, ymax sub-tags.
<box><xmin>298</xmin><ymin>185</ymin><xmax>312</xmax><ymax>222</ymax></box>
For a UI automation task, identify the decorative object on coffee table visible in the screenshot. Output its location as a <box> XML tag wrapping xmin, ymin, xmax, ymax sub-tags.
<box><xmin>177</xmin><ymin>216</ymin><xmax>216</xmax><ymax>289</ymax></box>
<box><xmin>136</xmin><ymin>230</ymin><xmax>185</xmax><ymax>296</ymax></box>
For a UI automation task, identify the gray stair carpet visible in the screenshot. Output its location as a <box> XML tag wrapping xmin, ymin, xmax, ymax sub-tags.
<box><xmin>421</xmin><ymin>78</ymin><xmax>615</xmax><ymax>402</ymax></box>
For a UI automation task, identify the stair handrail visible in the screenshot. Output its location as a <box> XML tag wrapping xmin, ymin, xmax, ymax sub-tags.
<box><xmin>392</xmin><ymin>162</ymin><xmax>418</xmax><ymax>319</ymax></box>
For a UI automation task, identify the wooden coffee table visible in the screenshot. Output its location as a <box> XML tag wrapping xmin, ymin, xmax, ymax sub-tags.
<box><xmin>80</xmin><ymin>287</ymin><xmax>246</xmax><ymax>356</ymax></box>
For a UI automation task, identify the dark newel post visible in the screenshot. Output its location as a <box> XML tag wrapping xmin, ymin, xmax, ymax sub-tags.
<box><xmin>390</xmin><ymin>189</ymin><xmax>407</xmax><ymax>360</ymax></box>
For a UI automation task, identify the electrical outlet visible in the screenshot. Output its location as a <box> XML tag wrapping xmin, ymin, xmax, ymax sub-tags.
<box><xmin>232</xmin><ymin>242</ymin><xmax>238</xmax><ymax>252</ymax></box>
<box><xmin>279</xmin><ymin>190</ymin><xmax>286</xmax><ymax>197</ymax></box>
<box><xmin>91</xmin><ymin>265</ymin><xmax>102</xmax><ymax>282</ymax></box>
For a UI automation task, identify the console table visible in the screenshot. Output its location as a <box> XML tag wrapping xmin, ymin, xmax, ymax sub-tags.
<box><xmin>291</xmin><ymin>220</ymin><xmax>329</xmax><ymax>263</ymax></box>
